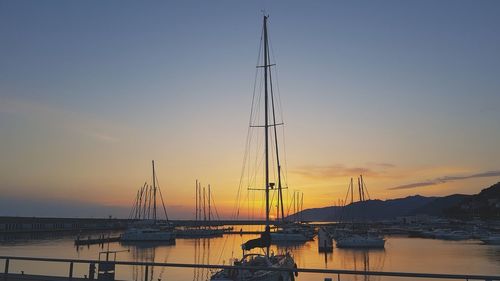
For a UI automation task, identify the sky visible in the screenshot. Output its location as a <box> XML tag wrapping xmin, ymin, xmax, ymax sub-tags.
<box><xmin>1</xmin><ymin>0</ymin><xmax>499</xmax><ymax>219</ymax></box>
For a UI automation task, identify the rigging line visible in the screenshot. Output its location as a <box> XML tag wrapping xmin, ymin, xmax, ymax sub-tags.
<box><xmin>249</xmin><ymin>79</ymin><xmax>264</xmax><ymax>187</ymax></box>
<box><xmin>262</xmin><ymin>194</ymin><xmax>268</xmax><ymax>230</ymax></box>
<box><xmin>339</xmin><ymin>179</ymin><xmax>353</xmax><ymax>224</ymax></box>
<box><xmin>130</xmin><ymin>189</ymin><xmax>138</xmax><ymax>219</ymax></box>
<box><xmin>268</xmin><ymin>26</ymin><xmax>290</xmax><ymax>196</ymax></box>
<box><xmin>253</xmin><ymin>187</ymin><xmax>257</xmax><ymax>220</ymax></box>
<box><xmin>285</xmin><ymin>190</ymin><xmax>293</xmax><ymax>217</ymax></box>
<box><xmin>268</xmin><ymin>57</ymin><xmax>286</xmax><ymax>221</ymax></box>
<box><xmin>269</xmin><ymin>189</ymin><xmax>276</xmax><ymax>217</ymax></box>
<box><xmin>136</xmin><ymin>184</ymin><xmax>144</xmax><ymax>219</ymax></box>
<box><xmin>141</xmin><ymin>183</ymin><xmax>147</xmax><ymax>219</ymax></box>
<box><xmin>236</xmin><ymin>183</ymin><xmax>246</xmax><ymax>219</ymax></box>
<box><xmin>246</xmin><ymin>35</ymin><xmax>265</xmax><ymax>193</ymax></box>
<box><xmin>216</xmin><ymin>231</ymin><xmax>230</xmax><ymax>264</ymax></box>
<box><xmin>231</xmin><ymin>26</ymin><xmax>264</xmax><ymax>220</ymax></box>
<box><xmin>144</xmin><ymin>185</ymin><xmax>151</xmax><ymax>219</ymax></box>
<box><xmin>128</xmin><ymin>189</ymin><xmax>139</xmax><ymax>219</ymax></box>
<box><xmin>210</xmin><ymin>190</ymin><xmax>221</xmax><ymax>221</ymax></box>
<box><xmin>247</xmin><ymin>189</ymin><xmax>251</xmax><ymax>220</ymax></box>
<box><xmin>362</xmin><ymin>176</ymin><xmax>371</xmax><ymax>200</ymax></box>
<box><xmin>155</xmin><ymin>174</ymin><xmax>170</xmax><ymax>221</ymax></box>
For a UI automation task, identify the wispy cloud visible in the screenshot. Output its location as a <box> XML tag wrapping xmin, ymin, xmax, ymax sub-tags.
<box><xmin>292</xmin><ymin>163</ymin><xmax>395</xmax><ymax>179</ymax></box>
<box><xmin>368</xmin><ymin>162</ymin><xmax>396</xmax><ymax>169</ymax></box>
<box><xmin>0</xmin><ymin>97</ymin><xmax>120</xmax><ymax>143</ymax></box>
<box><xmin>389</xmin><ymin>170</ymin><xmax>500</xmax><ymax>190</ymax></box>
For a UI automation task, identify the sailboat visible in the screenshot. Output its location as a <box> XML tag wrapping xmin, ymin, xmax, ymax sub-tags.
<box><xmin>121</xmin><ymin>160</ymin><xmax>175</xmax><ymax>242</ymax></box>
<box><xmin>174</xmin><ymin>180</ymin><xmax>224</xmax><ymax>238</ymax></box>
<box><xmin>210</xmin><ymin>15</ymin><xmax>297</xmax><ymax>281</ymax></box>
<box><xmin>334</xmin><ymin>176</ymin><xmax>385</xmax><ymax>248</ymax></box>
<box><xmin>271</xmin><ymin>192</ymin><xmax>315</xmax><ymax>243</ymax></box>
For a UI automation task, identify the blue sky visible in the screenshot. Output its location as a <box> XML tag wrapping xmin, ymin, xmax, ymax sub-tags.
<box><xmin>1</xmin><ymin>0</ymin><xmax>499</xmax><ymax>218</ymax></box>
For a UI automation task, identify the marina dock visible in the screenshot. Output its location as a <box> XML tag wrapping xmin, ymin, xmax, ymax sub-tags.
<box><xmin>74</xmin><ymin>235</ymin><xmax>121</xmax><ymax>246</ymax></box>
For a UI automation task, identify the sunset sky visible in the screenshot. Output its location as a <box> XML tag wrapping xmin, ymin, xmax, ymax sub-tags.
<box><xmin>1</xmin><ymin>1</ymin><xmax>499</xmax><ymax>219</ymax></box>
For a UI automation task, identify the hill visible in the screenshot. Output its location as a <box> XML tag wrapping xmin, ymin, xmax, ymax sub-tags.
<box><xmin>289</xmin><ymin>195</ymin><xmax>434</xmax><ymax>221</ymax></box>
<box><xmin>446</xmin><ymin>182</ymin><xmax>500</xmax><ymax>218</ymax></box>
<box><xmin>290</xmin><ymin>182</ymin><xmax>500</xmax><ymax>221</ymax></box>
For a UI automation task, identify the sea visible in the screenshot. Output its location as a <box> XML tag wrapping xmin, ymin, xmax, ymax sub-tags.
<box><xmin>0</xmin><ymin>225</ymin><xmax>499</xmax><ymax>281</ymax></box>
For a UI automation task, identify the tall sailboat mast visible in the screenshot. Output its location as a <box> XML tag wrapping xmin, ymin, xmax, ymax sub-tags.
<box><xmin>152</xmin><ymin>160</ymin><xmax>157</xmax><ymax>222</ymax></box>
<box><xmin>263</xmin><ymin>15</ymin><xmax>270</xmax><ymax>233</ymax></box>
<box><xmin>195</xmin><ymin>180</ymin><xmax>198</xmax><ymax>221</ymax></box>
<box><xmin>269</xmin><ymin>41</ymin><xmax>284</xmax><ymax>222</ymax></box>
<box><xmin>208</xmin><ymin>184</ymin><xmax>211</xmax><ymax>223</ymax></box>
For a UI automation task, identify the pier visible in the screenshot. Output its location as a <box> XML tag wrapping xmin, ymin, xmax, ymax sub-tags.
<box><xmin>318</xmin><ymin>227</ymin><xmax>333</xmax><ymax>252</ymax></box>
<box><xmin>74</xmin><ymin>235</ymin><xmax>121</xmax><ymax>246</ymax></box>
<box><xmin>0</xmin><ymin>217</ymin><xmax>267</xmax><ymax>234</ymax></box>
<box><xmin>1</xmin><ymin>255</ymin><xmax>500</xmax><ymax>281</ymax></box>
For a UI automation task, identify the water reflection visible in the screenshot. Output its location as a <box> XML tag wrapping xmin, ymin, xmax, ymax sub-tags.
<box><xmin>337</xmin><ymin>249</ymin><xmax>385</xmax><ymax>281</ymax></box>
<box><xmin>0</xmin><ymin>227</ymin><xmax>499</xmax><ymax>281</ymax></box>
<box><xmin>193</xmin><ymin>238</ymin><xmax>212</xmax><ymax>281</ymax></box>
<box><xmin>122</xmin><ymin>241</ymin><xmax>175</xmax><ymax>281</ymax></box>
<box><xmin>484</xmin><ymin>245</ymin><xmax>500</xmax><ymax>263</ymax></box>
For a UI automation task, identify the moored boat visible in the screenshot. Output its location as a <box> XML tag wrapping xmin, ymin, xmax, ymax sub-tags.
<box><xmin>210</xmin><ymin>14</ymin><xmax>297</xmax><ymax>281</ymax></box>
<box><xmin>336</xmin><ymin>234</ymin><xmax>385</xmax><ymax>248</ymax></box>
<box><xmin>121</xmin><ymin>161</ymin><xmax>175</xmax><ymax>243</ymax></box>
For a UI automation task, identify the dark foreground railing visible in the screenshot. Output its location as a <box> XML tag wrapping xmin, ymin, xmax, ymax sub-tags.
<box><xmin>1</xmin><ymin>255</ymin><xmax>500</xmax><ymax>281</ymax></box>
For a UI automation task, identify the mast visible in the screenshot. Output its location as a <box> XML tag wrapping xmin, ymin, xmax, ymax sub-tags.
<box><xmin>196</xmin><ymin>180</ymin><xmax>198</xmax><ymax>221</ymax></box>
<box><xmin>350</xmin><ymin>177</ymin><xmax>354</xmax><ymax>204</ymax></box>
<box><xmin>208</xmin><ymin>184</ymin><xmax>211</xmax><ymax>223</ymax></box>
<box><xmin>147</xmin><ymin>185</ymin><xmax>152</xmax><ymax>219</ymax></box>
<box><xmin>295</xmin><ymin>191</ymin><xmax>300</xmax><ymax>221</ymax></box>
<box><xmin>263</xmin><ymin>15</ymin><xmax>270</xmax><ymax>232</ymax></box>
<box><xmin>358</xmin><ymin>177</ymin><xmax>362</xmax><ymax>202</ymax></box>
<box><xmin>268</xmin><ymin>39</ymin><xmax>285</xmax><ymax>222</ymax></box>
<box><xmin>198</xmin><ymin>182</ymin><xmax>202</xmax><ymax>224</ymax></box>
<box><xmin>300</xmin><ymin>192</ymin><xmax>304</xmax><ymax>222</ymax></box>
<box><xmin>152</xmin><ymin>160</ymin><xmax>157</xmax><ymax>222</ymax></box>
<box><xmin>360</xmin><ymin>174</ymin><xmax>366</xmax><ymax>201</ymax></box>
<box><xmin>203</xmin><ymin>186</ymin><xmax>207</xmax><ymax>222</ymax></box>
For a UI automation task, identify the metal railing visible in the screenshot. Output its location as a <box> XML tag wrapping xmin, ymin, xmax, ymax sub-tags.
<box><xmin>1</xmin><ymin>255</ymin><xmax>500</xmax><ymax>281</ymax></box>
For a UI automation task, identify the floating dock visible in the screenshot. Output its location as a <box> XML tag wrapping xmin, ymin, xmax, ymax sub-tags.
<box><xmin>74</xmin><ymin>235</ymin><xmax>120</xmax><ymax>245</ymax></box>
<box><xmin>318</xmin><ymin>227</ymin><xmax>333</xmax><ymax>252</ymax></box>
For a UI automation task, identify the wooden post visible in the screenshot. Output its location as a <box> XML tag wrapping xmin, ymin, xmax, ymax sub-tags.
<box><xmin>89</xmin><ymin>263</ymin><xmax>96</xmax><ymax>280</ymax></box>
<box><xmin>144</xmin><ymin>265</ymin><xmax>149</xmax><ymax>281</ymax></box>
<box><xmin>68</xmin><ymin>262</ymin><xmax>73</xmax><ymax>280</ymax></box>
<box><xmin>4</xmin><ymin>259</ymin><xmax>9</xmax><ymax>281</ymax></box>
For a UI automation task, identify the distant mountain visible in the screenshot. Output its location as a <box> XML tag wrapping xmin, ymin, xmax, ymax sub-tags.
<box><xmin>290</xmin><ymin>182</ymin><xmax>500</xmax><ymax>221</ymax></box>
<box><xmin>289</xmin><ymin>195</ymin><xmax>435</xmax><ymax>221</ymax></box>
<box><xmin>409</xmin><ymin>194</ymin><xmax>470</xmax><ymax>217</ymax></box>
<box><xmin>446</xmin><ymin>182</ymin><xmax>500</xmax><ymax>218</ymax></box>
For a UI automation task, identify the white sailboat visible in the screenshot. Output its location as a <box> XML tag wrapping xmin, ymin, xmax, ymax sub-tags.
<box><xmin>271</xmin><ymin>192</ymin><xmax>316</xmax><ymax>243</ymax></box>
<box><xmin>211</xmin><ymin>14</ymin><xmax>297</xmax><ymax>281</ymax></box>
<box><xmin>121</xmin><ymin>161</ymin><xmax>175</xmax><ymax>242</ymax></box>
<box><xmin>175</xmin><ymin>181</ymin><xmax>224</xmax><ymax>238</ymax></box>
<box><xmin>334</xmin><ymin>176</ymin><xmax>385</xmax><ymax>248</ymax></box>
<box><xmin>336</xmin><ymin>234</ymin><xmax>385</xmax><ymax>248</ymax></box>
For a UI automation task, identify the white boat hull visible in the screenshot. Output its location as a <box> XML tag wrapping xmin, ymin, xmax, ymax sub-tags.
<box><xmin>336</xmin><ymin>235</ymin><xmax>385</xmax><ymax>248</ymax></box>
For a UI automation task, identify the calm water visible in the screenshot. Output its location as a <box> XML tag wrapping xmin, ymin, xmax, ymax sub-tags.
<box><xmin>0</xmin><ymin>226</ymin><xmax>499</xmax><ymax>281</ymax></box>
